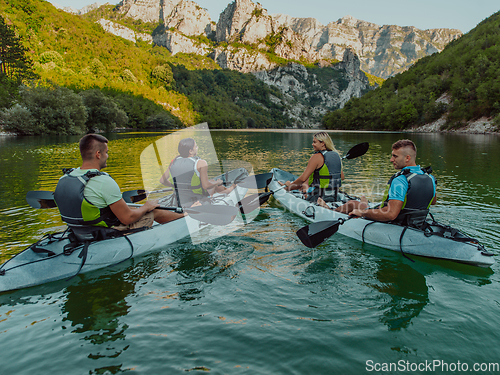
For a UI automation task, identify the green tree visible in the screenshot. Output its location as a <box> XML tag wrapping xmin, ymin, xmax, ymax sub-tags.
<box><xmin>19</xmin><ymin>85</ymin><xmax>88</xmax><ymax>135</ymax></box>
<box><xmin>79</xmin><ymin>89</ymin><xmax>128</xmax><ymax>132</ymax></box>
<box><xmin>0</xmin><ymin>15</ymin><xmax>35</xmax><ymax>80</ymax></box>
<box><xmin>0</xmin><ymin>103</ymin><xmax>41</xmax><ymax>135</ymax></box>
<box><xmin>151</xmin><ymin>64</ymin><xmax>174</xmax><ymax>88</ymax></box>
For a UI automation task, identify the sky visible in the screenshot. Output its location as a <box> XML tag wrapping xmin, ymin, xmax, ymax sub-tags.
<box><xmin>48</xmin><ymin>0</ymin><xmax>499</xmax><ymax>33</ymax></box>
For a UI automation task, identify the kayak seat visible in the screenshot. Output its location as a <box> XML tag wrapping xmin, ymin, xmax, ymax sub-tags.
<box><xmin>390</xmin><ymin>209</ymin><xmax>430</xmax><ymax>230</ymax></box>
<box><xmin>67</xmin><ymin>225</ymin><xmax>148</xmax><ymax>244</ymax></box>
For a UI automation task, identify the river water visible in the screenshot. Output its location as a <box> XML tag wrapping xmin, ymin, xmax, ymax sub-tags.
<box><xmin>0</xmin><ymin>130</ymin><xmax>499</xmax><ymax>374</ymax></box>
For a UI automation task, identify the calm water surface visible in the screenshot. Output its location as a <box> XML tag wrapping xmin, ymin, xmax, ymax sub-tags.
<box><xmin>1</xmin><ymin>131</ymin><xmax>499</xmax><ymax>374</ymax></box>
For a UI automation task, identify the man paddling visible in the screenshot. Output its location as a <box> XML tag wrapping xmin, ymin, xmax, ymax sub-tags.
<box><xmin>338</xmin><ymin>139</ymin><xmax>436</xmax><ymax>222</ymax></box>
<box><xmin>54</xmin><ymin>134</ymin><xmax>183</xmax><ymax>231</ymax></box>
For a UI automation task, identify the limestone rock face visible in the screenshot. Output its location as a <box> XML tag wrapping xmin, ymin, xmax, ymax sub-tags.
<box><xmin>275</xmin><ymin>14</ymin><xmax>462</xmax><ymax>78</ymax></box>
<box><xmin>216</xmin><ymin>0</ymin><xmax>274</xmax><ymax>43</ymax></box>
<box><xmin>164</xmin><ymin>0</ymin><xmax>213</xmax><ymax>37</ymax></box>
<box><xmin>97</xmin><ymin>19</ymin><xmax>153</xmax><ymax>43</ymax></box>
<box><xmin>153</xmin><ymin>31</ymin><xmax>212</xmax><ymax>55</ymax></box>
<box><xmin>253</xmin><ymin>49</ymin><xmax>372</xmax><ymax>128</ymax></box>
<box><xmin>210</xmin><ymin>46</ymin><xmax>276</xmax><ymax>73</ymax></box>
<box><xmin>85</xmin><ymin>0</ymin><xmax>461</xmax><ymax>78</ymax></box>
<box><xmin>60</xmin><ymin>2</ymin><xmax>104</xmax><ymax>15</ymax></box>
<box><xmin>116</xmin><ymin>0</ymin><xmax>177</xmax><ymax>23</ymax></box>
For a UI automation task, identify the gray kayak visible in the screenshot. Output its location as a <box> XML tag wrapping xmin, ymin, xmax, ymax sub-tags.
<box><xmin>0</xmin><ymin>168</ymin><xmax>251</xmax><ymax>293</ymax></box>
<box><xmin>270</xmin><ymin>168</ymin><xmax>495</xmax><ymax>268</ymax></box>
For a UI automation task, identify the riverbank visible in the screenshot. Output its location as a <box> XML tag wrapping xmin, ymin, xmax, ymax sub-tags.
<box><xmin>2</xmin><ymin>117</ymin><xmax>498</xmax><ymax>136</ymax></box>
<box><xmin>406</xmin><ymin>116</ymin><xmax>499</xmax><ymax>134</ymax></box>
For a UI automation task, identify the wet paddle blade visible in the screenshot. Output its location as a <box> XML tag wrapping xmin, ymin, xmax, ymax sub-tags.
<box><xmin>237</xmin><ymin>192</ymin><xmax>272</xmax><ymax>214</ymax></box>
<box><xmin>122</xmin><ymin>189</ymin><xmax>147</xmax><ymax>203</ymax></box>
<box><xmin>26</xmin><ymin>191</ymin><xmax>57</xmax><ymax>209</ymax></box>
<box><xmin>296</xmin><ymin>220</ymin><xmax>341</xmax><ymax>248</ymax></box>
<box><xmin>235</xmin><ymin>173</ymin><xmax>273</xmax><ymax>189</ymax></box>
<box><xmin>344</xmin><ymin>142</ymin><xmax>369</xmax><ymax>160</ymax></box>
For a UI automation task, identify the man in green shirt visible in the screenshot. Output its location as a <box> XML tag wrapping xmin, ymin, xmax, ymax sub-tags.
<box><xmin>54</xmin><ymin>134</ymin><xmax>183</xmax><ymax>230</ymax></box>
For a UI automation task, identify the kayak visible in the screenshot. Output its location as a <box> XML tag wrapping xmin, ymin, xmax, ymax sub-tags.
<box><xmin>0</xmin><ymin>168</ymin><xmax>250</xmax><ymax>293</ymax></box>
<box><xmin>269</xmin><ymin>168</ymin><xmax>495</xmax><ymax>268</ymax></box>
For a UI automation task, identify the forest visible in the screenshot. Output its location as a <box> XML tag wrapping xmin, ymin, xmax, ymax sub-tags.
<box><xmin>0</xmin><ymin>0</ymin><xmax>291</xmax><ymax>135</ymax></box>
<box><xmin>1</xmin><ymin>0</ymin><xmax>499</xmax><ymax>135</ymax></box>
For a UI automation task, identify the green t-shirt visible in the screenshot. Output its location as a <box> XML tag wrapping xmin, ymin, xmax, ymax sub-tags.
<box><xmin>69</xmin><ymin>168</ymin><xmax>122</xmax><ymax>209</ymax></box>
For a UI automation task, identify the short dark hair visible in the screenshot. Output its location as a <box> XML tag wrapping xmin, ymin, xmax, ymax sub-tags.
<box><xmin>392</xmin><ymin>139</ymin><xmax>416</xmax><ymax>152</ymax></box>
<box><xmin>178</xmin><ymin>138</ymin><xmax>195</xmax><ymax>158</ymax></box>
<box><xmin>79</xmin><ymin>134</ymin><xmax>108</xmax><ymax>161</ymax></box>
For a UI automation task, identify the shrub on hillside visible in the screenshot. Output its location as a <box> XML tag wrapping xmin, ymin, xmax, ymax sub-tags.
<box><xmin>79</xmin><ymin>89</ymin><xmax>129</xmax><ymax>131</ymax></box>
<box><xmin>39</xmin><ymin>51</ymin><xmax>65</xmax><ymax>66</ymax></box>
<box><xmin>151</xmin><ymin>65</ymin><xmax>174</xmax><ymax>88</ymax></box>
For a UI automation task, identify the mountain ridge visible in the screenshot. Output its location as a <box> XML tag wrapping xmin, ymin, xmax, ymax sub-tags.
<box><xmin>102</xmin><ymin>0</ymin><xmax>461</xmax><ymax>78</ymax></box>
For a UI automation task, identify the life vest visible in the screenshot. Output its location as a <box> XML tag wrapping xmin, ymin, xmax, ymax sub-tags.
<box><xmin>168</xmin><ymin>156</ymin><xmax>208</xmax><ymax>207</ymax></box>
<box><xmin>308</xmin><ymin>150</ymin><xmax>342</xmax><ymax>197</ymax></box>
<box><xmin>54</xmin><ymin>169</ymin><xmax>122</xmax><ymax>228</ymax></box>
<box><xmin>381</xmin><ymin>167</ymin><xmax>435</xmax><ymax>210</ymax></box>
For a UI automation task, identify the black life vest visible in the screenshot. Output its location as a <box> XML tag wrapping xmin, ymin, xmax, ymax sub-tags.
<box><xmin>308</xmin><ymin>150</ymin><xmax>342</xmax><ymax>198</ymax></box>
<box><xmin>54</xmin><ymin>169</ymin><xmax>122</xmax><ymax>228</ymax></box>
<box><xmin>168</xmin><ymin>156</ymin><xmax>208</xmax><ymax>207</ymax></box>
<box><xmin>382</xmin><ymin>168</ymin><xmax>435</xmax><ymax>210</ymax></box>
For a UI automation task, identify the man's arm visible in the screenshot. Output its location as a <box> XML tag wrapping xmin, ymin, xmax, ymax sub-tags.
<box><xmin>351</xmin><ymin>199</ymin><xmax>404</xmax><ymax>221</ymax></box>
<box><xmin>109</xmin><ymin>199</ymin><xmax>158</xmax><ymax>225</ymax></box>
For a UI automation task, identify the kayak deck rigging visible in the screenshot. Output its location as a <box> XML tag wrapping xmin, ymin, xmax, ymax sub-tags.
<box><xmin>270</xmin><ymin>168</ymin><xmax>495</xmax><ymax>268</ymax></box>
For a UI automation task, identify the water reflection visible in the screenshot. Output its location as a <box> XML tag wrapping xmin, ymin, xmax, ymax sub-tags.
<box><xmin>367</xmin><ymin>261</ymin><xmax>428</xmax><ymax>331</ymax></box>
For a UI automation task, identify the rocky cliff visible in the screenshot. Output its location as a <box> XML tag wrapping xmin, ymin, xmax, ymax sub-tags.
<box><xmin>254</xmin><ymin>48</ymin><xmax>371</xmax><ymax>127</ymax></box>
<box><xmin>108</xmin><ymin>0</ymin><xmax>461</xmax><ymax>78</ymax></box>
<box><xmin>72</xmin><ymin>0</ymin><xmax>462</xmax><ymax>127</ymax></box>
<box><xmin>273</xmin><ymin>14</ymin><xmax>462</xmax><ymax>78</ymax></box>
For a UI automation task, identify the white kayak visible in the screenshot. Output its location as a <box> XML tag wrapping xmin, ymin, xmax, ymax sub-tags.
<box><xmin>270</xmin><ymin>168</ymin><xmax>495</xmax><ymax>268</ymax></box>
<box><xmin>0</xmin><ymin>168</ymin><xmax>250</xmax><ymax>293</ymax></box>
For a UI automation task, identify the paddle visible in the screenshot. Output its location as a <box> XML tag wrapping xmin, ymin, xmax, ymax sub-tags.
<box><xmin>232</xmin><ymin>172</ymin><xmax>273</xmax><ymax>189</ymax></box>
<box><xmin>296</xmin><ymin>216</ymin><xmax>355</xmax><ymax>248</ymax></box>
<box><xmin>26</xmin><ymin>191</ymin><xmax>238</xmax><ymax>225</ymax></box>
<box><xmin>26</xmin><ymin>191</ymin><xmax>57</xmax><ymax>209</ymax></box>
<box><xmin>122</xmin><ymin>188</ymin><xmax>173</xmax><ymax>203</ymax></box>
<box><xmin>343</xmin><ymin>142</ymin><xmax>369</xmax><ymax>160</ymax></box>
<box><xmin>237</xmin><ymin>142</ymin><xmax>369</xmax><ymax>214</ymax></box>
<box><xmin>122</xmin><ymin>173</ymin><xmax>274</xmax><ymax>204</ymax></box>
<box><xmin>237</xmin><ymin>184</ymin><xmax>286</xmax><ymax>214</ymax></box>
<box><xmin>127</xmin><ymin>203</ymin><xmax>237</xmax><ymax>225</ymax></box>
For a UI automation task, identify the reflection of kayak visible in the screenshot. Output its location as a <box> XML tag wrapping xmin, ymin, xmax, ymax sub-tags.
<box><xmin>0</xmin><ymin>168</ymin><xmax>249</xmax><ymax>293</ymax></box>
<box><xmin>270</xmin><ymin>168</ymin><xmax>495</xmax><ymax>268</ymax></box>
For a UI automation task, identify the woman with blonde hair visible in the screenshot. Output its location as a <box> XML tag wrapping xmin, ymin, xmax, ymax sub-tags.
<box><xmin>281</xmin><ymin>132</ymin><xmax>344</xmax><ymax>202</ymax></box>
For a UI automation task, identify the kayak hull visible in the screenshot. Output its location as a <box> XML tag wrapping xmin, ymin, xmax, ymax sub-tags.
<box><xmin>270</xmin><ymin>168</ymin><xmax>495</xmax><ymax>268</ymax></box>
<box><xmin>0</xmin><ymin>168</ymin><xmax>250</xmax><ymax>293</ymax></box>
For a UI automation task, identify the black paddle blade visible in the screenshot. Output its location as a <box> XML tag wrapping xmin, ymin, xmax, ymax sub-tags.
<box><xmin>237</xmin><ymin>192</ymin><xmax>272</xmax><ymax>214</ymax></box>
<box><xmin>235</xmin><ymin>173</ymin><xmax>273</xmax><ymax>189</ymax></box>
<box><xmin>122</xmin><ymin>189</ymin><xmax>147</xmax><ymax>203</ymax></box>
<box><xmin>296</xmin><ymin>220</ymin><xmax>341</xmax><ymax>248</ymax></box>
<box><xmin>26</xmin><ymin>191</ymin><xmax>57</xmax><ymax>209</ymax></box>
<box><xmin>344</xmin><ymin>142</ymin><xmax>369</xmax><ymax>160</ymax></box>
